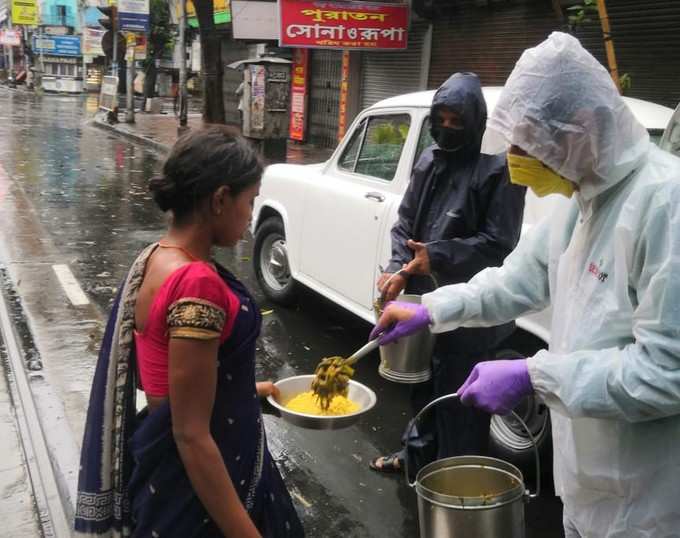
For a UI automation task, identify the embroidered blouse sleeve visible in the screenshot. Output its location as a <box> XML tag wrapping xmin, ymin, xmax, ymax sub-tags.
<box><xmin>165</xmin><ymin>265</ymin><xmax>232</xmax><ymax>340</ymax></box>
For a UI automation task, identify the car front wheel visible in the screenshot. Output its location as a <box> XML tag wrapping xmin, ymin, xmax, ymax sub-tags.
<box><xmin>253</xmin><ymin>217</ymin><xmax>298</xmax><ymax>305</ymax></box>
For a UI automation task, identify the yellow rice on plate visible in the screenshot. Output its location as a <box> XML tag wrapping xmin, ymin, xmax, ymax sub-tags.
<box><xmin>285</xmin><ymin>391</ymin><xmax>360</xmax><ymax>416</ymax></box>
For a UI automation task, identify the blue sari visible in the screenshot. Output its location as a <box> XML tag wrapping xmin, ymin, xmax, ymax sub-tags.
<box><xmin>75</xmin><ymin>245</ymin><xmax>304</xmax><ymax>537</ymax></box>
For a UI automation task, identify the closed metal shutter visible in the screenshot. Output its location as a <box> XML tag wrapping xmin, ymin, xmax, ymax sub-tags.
<box><xmin>309</xmin><ymin>49</ymin><xmax>343</xmax><ymax>148</ymax></box>
<box><xmin>428</xmin><ymin>0</ymin><xmax>559</xmax><ymax>89</ymax></box>
<box><xmin>575</xmin><ymin>0</ymin><xmax>680</xmax><ymax>109</ymax></box>
<box><xmin>360</xmin><ymin>20</ymin><xmax>432</xmax><ymax>109</ymax></box>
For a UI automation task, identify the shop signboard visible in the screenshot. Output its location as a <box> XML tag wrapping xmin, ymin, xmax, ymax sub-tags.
<box><xmin>119</xmin><ymin>0</ymin><xmax>149</xmax><ymax>32</ymax></box>
<box><xmin>0</xmin><ymin>28</ymin><xmax>21</xmax><ymax>46</ymax></box>
<box><xmin>33</xmin><ymin>35</ymin><xmax>81</xmax><ymax>56</ymax></box>
<box><xmin>289</xmin><ymin>48</ymin><xmax>309</xmax><ymax>141</ymax></box>
<box><xmin>11</xmin><ymin>0</ymin><xmax>38</xmax><ymax>25</ymax></box>
<box><xmin>186</xmin><ymin>0</ymin><xmax>231</xmax><ymax>27</ymax></box>
<box><xmin>82</xmin><ymin>27</ymin><xmax>105</xmax><ymax>56</ymax></box>
<box><xmin>279</xmin><ymin>0</ymin><xmax>408</xmax><ymax>50</ymax></box>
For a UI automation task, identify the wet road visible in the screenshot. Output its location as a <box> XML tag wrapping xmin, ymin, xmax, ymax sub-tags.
<box><xmin>0</xmin><ymin>88</ymin><xmax>563</xmax><ymax>537</ymax></box>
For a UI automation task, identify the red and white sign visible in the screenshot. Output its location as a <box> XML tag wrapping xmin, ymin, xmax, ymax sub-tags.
<box><xmin>0</xmin><ymin>28</ymin><xmax>21</xmax><ymax>47</ymax></box>
<box><xmin>279</xmin><ymin>0</ymin><xmax>408</xmax><ymax>50</ymax></box>
<box><xmin>337</xmin><ymin>50</ymin><xmax>350</xmax><ymax>141</ymax></box>
<box><xmin>289</xmin><ymin>48</ymin><xmax>309</xmax><ymax>141</ymax></box>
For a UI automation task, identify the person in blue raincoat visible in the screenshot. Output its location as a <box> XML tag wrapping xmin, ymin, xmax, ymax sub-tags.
<box><xmin>370</xmin><ymin>72</ymin><xmax>526</xmax><ymax>475</ymax></box>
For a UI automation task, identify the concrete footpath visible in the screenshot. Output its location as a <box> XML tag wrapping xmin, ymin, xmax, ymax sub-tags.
<box><xmin>91</xmin><ymin>111</ymin><xmax>335</xmax><ymax>164</ymax></box>
<box><xmin>0</xmin><ymin>333</ymin><xmax>42</xmax><ymax>537</ymax></box>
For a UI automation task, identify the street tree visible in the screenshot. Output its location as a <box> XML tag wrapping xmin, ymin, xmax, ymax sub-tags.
<box><xmin>193</xmin><ymin>0</ymin><xmax>226</xmax><ymax>123</ymax></box>
<box><xmin>142</xmin><ymin>0</ymin><xmax>174</xmax><ymax>110</ymax></box>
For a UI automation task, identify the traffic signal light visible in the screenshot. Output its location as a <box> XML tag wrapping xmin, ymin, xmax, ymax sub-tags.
<box><xmin>98</xmin><ymin>5</ymin><xmax>117</xmax><ymax>31</ymax></box>
<box><xmin>98</xmin><ymin>5</ymin><xmax>125</xmax><ymax>61</ymax></box>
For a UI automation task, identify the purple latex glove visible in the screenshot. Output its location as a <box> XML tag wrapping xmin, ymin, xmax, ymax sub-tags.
<box><xmin>458</xmin><ymin>359</ymin><xmax>533</xmax><ymax>415</ymax></box>
<box><xmin>369</xmin><ymin>300</ymin><xmax>432</xmax><ymax>345</ymax></box>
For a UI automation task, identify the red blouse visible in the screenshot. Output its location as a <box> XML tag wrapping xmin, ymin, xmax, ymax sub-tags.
<box><xmin>134</xmin><ymin>262</ymin><xmax>240</xmax><ymax>397</ymax></box>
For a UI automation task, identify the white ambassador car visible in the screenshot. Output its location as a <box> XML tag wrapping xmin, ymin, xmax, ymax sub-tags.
<box><xmin>252</xmin><ymin>88</ymin><xmax>677</xmax><ymax>463</ymax></box>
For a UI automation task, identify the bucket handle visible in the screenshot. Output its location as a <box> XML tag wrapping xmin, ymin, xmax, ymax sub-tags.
<box><xmin>405</xmin><ymin>392</ymin><xmax>541</xmax><ymax>500</ymax></box>
<box><xmin>374</xmin><ymin>268</ymin><xmax>440</xmax><ymax>306</ymax></box>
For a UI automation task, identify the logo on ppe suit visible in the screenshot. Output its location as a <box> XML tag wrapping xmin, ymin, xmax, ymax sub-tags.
<box><xmin>588</xmin><ymin>261</ymin><xmax>609</xmax><ymax>283</ymax></box>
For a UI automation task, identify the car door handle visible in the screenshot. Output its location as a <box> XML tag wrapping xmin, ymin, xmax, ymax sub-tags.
<box><xmin>365</xmin><ymin>191</ymin><xmax>385</xmax><ymax>202</ymax></box>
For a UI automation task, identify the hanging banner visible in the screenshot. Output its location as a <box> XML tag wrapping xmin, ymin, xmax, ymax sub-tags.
<box><xmin>11</xmin><ymin>0</ymin><xmax>38</xmax><ymax>25</ymax></box>
<box><xmin>119</xmin><ymin>0</ymin><xmax>150</xmax><ymax>32</ymax></box>
<box><xmin>279</xmin><ymin>0</ymin><xmax>408</xmax><ymax>50</ymax></box>
<box><xmin>337</xmin><ymin>50</ymin><xmax>350</xmax><ymax>141</ymax></box>
<box><xmin>134</xmin><ymin>33</ymin><xmax>147</xmax><ymax>59</ymax></box>
<box><xmin>186</xmin><ymin>0</ymin><xmax>231</xmax><ymax>27</ymax></box>
<box><xmin>289</xmin><ymin>48</ymin><xmax>309</xmax><ymax>141</ymax></box>
<box><xmin>0</xmin><ymin>28</ymin><xmax>21</xmax><ymax>46</ymax></box>
<box><xmin>82</xmin><ymin>27</ymin><xmax>105</xmax><ymax>56</ymax></box>
<box><xmin>250</xmin><ymin>64</ymin><xmax>266</xmax><ymax>131</ymax></box>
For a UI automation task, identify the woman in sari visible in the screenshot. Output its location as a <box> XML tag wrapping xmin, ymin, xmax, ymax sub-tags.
<box><xmin>75</xmin><ymin>126</ymin><xmax>304</xmax><ymax>538</ymax></box>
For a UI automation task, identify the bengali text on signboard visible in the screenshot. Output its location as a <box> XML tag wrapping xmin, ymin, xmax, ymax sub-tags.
<box><xmin>279</xmin><ymin>0</ymin><xmax>408</xmax><ymax>50</ymax></box>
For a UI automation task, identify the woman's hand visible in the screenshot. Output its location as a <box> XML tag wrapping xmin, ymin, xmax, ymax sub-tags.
<box><xmin>256</xmin><ymin>381</ymin><xmax>280</xmax><ymax>399</ymax></box>
<box><xmin>369</xmin><ymin>301</ymin><xmax>432</xmax><ymax>345</ymax></box>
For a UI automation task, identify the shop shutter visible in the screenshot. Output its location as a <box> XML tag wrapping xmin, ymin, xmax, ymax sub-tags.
<box><xmin>575</xmin><ymin>0</ymin><xmax>680</xmax><ymax>109</ymax></box>
<box><xmin>360</xmin><ymin>20</ymin><xmax>432</xmax><ymax>109</ymax></box>
<box><xmin>308</xmin><ymin>49</ymin><xmax>343</xmax><ymax>148</ymax></box>
<box><xmin>428</xmin><ymin>0</ymin><xmax>560</xmax><ymax>89</ymax></box>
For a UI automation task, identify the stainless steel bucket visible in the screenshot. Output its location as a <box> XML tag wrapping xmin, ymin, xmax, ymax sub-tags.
<box><xmin>406</xmin><ymin>394</ymin><xmax>540</xmax><ymax>538</ymax></box>
<box><xmin>374</xmin><ymin>294</ymin><xmax>436</xmax><ymax>384</ymax></box>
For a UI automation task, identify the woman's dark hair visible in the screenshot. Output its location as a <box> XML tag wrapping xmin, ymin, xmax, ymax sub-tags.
<box><xmin>149</xmin><ymin>125</ymin><xmax>263</xmax><ymax>220</ymax></box>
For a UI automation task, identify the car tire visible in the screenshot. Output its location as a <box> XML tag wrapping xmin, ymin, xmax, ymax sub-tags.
<box><xmin>488</xmin><ymin>332</ymin><xmax>552</xmax><ymax>481</ymax></box>
<box><xmin>253</xmin><ymin>217</ymin><xmax>298</xmax><ymax>305</ymax></box>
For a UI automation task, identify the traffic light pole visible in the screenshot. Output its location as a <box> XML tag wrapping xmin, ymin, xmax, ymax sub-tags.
<box><xmin>125</xmin><ymin>36</ymin><xmax>134</xmax><ymax>123</ymax></box>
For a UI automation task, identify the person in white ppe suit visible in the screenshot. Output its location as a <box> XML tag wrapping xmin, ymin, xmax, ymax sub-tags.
<box><xmin>371</xmin><ymin>32</ymin><xmax>680</xmax><ymax>537</ymax></box>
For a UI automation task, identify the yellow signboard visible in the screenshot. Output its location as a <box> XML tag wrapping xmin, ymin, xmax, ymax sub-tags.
<box><xmin>186</xmin><ymin>0</ymin><xmax>231</xmax><ymax>26</ymax></box>
<box><xmin>11</xmin><ymin>0</ymin><xmax>38</xmax><ymax>25</ymax></box>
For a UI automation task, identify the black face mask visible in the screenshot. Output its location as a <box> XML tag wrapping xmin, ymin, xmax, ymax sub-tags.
<box><xmin>431</xmin><ymin>126</ymin><xmax>466</xmax><ymax>152</ymax></box>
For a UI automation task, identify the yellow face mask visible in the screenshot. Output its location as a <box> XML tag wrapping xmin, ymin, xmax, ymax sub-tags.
<box><xmin>507</xmin><ymin>153</ymin><xmax>576</xmax><ymax>198</ymax></box>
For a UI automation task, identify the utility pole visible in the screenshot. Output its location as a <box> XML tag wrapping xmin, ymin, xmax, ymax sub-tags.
<box><xmin>78</xmin><ymin>0</ymin><xmax>87</xmax><ymax>92</ymax></box>
<box><xmin>125</xmin><ymin>34</ymin><xmax>134</xmax><ymax>122</ymax></box>
<box><xmin>7</xmin><ymin>14</ymin><xmax>14</xmax><ymax>81</ymax></box>
<box><xmin>595</xmin><ymin>0</ymin><xmax>621</xmax><ymax>93</ymax></box>
<box><xmin>178</xmin><ymin>0</ymin><xmax>188</xmax><ymax>130</ymax></box>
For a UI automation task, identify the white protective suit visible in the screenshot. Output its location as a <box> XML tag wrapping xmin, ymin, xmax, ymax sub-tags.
<box><xmin>422</xmin><ymin>32</ymin><xmax>680</xmax><ymax>537</ymax></box>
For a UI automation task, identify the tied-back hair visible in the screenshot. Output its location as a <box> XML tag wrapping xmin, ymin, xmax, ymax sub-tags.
<box><xmin>149</xmin><ymin>125</ymin><xmax>263</xmax><ymax>220</ymax></box>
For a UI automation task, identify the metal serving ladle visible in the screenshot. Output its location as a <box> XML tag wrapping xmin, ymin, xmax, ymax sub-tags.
<box><xmin>311</xmin><ymin>338</ymin><xmax>380</xmax><ymax>409</ymax></box>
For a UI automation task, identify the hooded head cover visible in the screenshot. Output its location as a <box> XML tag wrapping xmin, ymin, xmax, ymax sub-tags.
<box><xmin>430</xmin><ymin>72</ymin><xmax>487</xmax><ymax>159</ymax></box>
<box><xmin>488</xmin><ymin>32</ymin><xmax>649</xmax><ymax>201</ymax></box>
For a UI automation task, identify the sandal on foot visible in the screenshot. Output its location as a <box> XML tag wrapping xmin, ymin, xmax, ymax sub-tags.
<box><xmin>369</xmin><ymin>453</ymin><xmax>404</xmax><ymax>474</ymax></box>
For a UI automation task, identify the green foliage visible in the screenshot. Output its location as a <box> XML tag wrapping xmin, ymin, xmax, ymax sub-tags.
<box><xmin>567</xmin><ymin>0</ymin><xmax>598</xmax><ymax>27</ymax></box>
<box><xmin>370</xmin><ymin>122</ymin><xmax>409</xmax><ymax>145</ymax></box>
<box><xmin>619</xmin><ymin>73</ymin><xmax>632</xmax><ymax>93</ymax></box>
<box><xmin>143</xmin><ymin>0</ymin><xmax>174</xmax><ymax>68</ymax></box>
